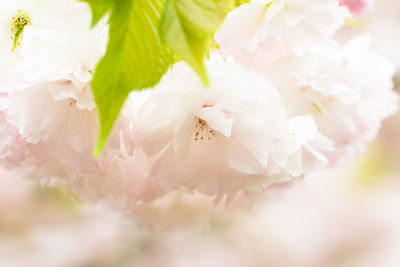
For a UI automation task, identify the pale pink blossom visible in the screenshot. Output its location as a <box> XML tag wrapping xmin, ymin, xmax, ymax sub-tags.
<box><xmin>215</xmin><ymin>0</ymin><xmax>350</xmax><ymax>65</ymax></box>
<box><xmin>133</xmin><ymin>58</ymin><xmax>287</xmax><ymax>196</ymax></box>
<box><xmin>0</xmin><ymin>0</ymin><xmax>162</xmax><ymax>206</ymax></box>
<box><xmin>133</xmin><ymin>57</ymin><xmax>332</xmax><ymax>197</ymax></box>
<box><xmin>242</xmin><ymin>115</ymin><xmax>334</xmax><ymax>193</ymax></box>
<box><xmin>256</xmin><ymin>35</ymin><xmax>397</xmax><ymax>165</ymax></box>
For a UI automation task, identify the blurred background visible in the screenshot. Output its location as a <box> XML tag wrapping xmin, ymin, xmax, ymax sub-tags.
<box><xmin>1</xmin><ymin>0</ymin><xmax>400</xmax><ymax>266</ymax></box>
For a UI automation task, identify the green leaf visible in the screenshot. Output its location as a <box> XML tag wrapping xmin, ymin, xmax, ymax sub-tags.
<box><xmin>81</xmin><ymin>0</ymin><xmax>113</xmax><ymax>27</ymax></box>
<box><xmin>159</xmin><ymin>0</ymin><xmax>229</xmax><ymax>85</ymax></box>
<box><xmin>92</xmin><ymin>0</ymin><xmax>173</xmax><ymax>156</ymax></box>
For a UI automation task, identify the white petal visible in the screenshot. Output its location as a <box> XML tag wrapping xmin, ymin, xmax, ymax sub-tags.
<box><xmin>174</xmin><ymin>115</ymin><xmax>195</xmax><ymax>152</ymax></box>
<box><xmin>197</xmin><ymin>107</ymin><xmax>233</xmax><ymax>138</ymax></box>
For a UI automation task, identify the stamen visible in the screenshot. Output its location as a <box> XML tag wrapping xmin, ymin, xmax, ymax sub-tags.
<box><xmin>10</xmin><ymin>10</ymin><xmax>30</xmax><ymax>52</ymax></box>
<box><xmin>192</xmin><ymin>118</ymin><xmax>215</xmax><ymax>142</ymax></box>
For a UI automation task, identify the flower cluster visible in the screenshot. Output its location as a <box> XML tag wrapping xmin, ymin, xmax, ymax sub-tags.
<box><xmin>0</xmin><ymin>0</ymin><xmax>396</xmax><ymax>208</ymax></box>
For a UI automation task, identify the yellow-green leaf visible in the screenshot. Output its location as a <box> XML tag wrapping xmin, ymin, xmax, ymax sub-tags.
<box><xmin>159</xmin><ymin>0</ymin><xmax>229</xmax><ymax>85</ymax></box>
<box><xmin>92</xmin><ymin>0</ymin><xmax>173</xmax><ymax>156</ymax></box>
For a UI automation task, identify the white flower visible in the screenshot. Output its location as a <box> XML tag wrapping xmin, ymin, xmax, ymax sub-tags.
<box><xmin>215</xmin><ymin>0</ymin><xmax>350</xmax><ymax>65</ymax></box>
<box><xmin>0</xmin><ymin>0</ymin><xmax>117</xmax><ymax>190</ymax></box>
<box><xmin>0</xmin><ymin>0</ymin><xmax>111</xmax><ymax>175</ymax></box>
<box><xmin>258</xmin><ymin>35</ymin><xmax>397</xmax><ymax>164</ymax></box>
<box><xmin>1</xmin><ymin>73</ymin><xmax>135</xmax><ymax>181</ymax></box>
<box><xmin>0</xmin><ymin>0</ymin><xmax>158</xmax><ymax>209</ymax></box>
<box><xmin>281</xmin><ymin>116</ymin><xmax>334</xmax><ymax>178</ymax></box>
<box><xmin>0</xmin><ymin>75</ymin><xmax>158</xmax><ymax>207</ymax></box>
<box><xmin>0</xmin><ymin>0</ymin><xmax>106</xmax><ymax>76</ymax></box>
<box><xmin>6</xmin><ymin>76</ymin><xmax>98</xmax><ymax>162</ymax></box>
<box><xmin>133</xmin><ymin>57</ymin><xmax>289</xmax><ymax>196</ymax></box>
<box><xmin>0</xmin><ymin>0</ymin><xmax>62</xmax><ymax>70</ymax></box>
<box><xmin>242</xmin><ymin>115</ymin><xmax>334</xmax><ymax>193</ymax></box>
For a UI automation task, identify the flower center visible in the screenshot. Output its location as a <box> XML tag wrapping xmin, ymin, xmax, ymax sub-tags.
<box><xmin>193</xmin><ymin>118</ymin><xmax>215</xmax><ymax>141</ymax></box>
<box><xmin>10</xmin><ymin>10</ymin><xmax>30</xmax><ymax>51</ymax></box>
